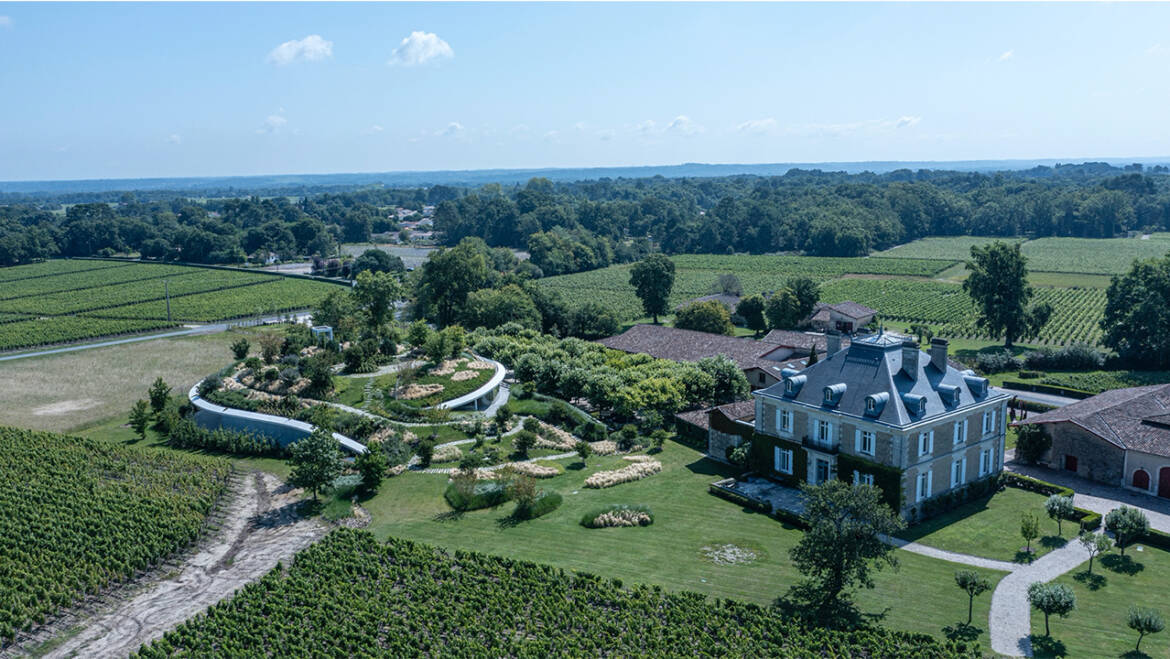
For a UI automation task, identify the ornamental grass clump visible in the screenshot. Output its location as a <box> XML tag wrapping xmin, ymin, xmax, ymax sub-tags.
<box><xmin>584</xmin><ymin>460</ymin><xmax>662</xmax><ymax>489</ymax></box>
<box><xmin>581</xmin><ymin>504</ymin><xmax>654</xmax><ymax>528</ymax></box>
<box><xmin>507</xmin><ymin>461</ymin><xmax>563</xmax><ymax>478</ymax></box>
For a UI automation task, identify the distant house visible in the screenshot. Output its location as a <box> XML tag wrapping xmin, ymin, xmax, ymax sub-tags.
<box><xmin>674</xmin><ymin>293</ymin><xmax>741</xmax><ymax>313</ymax></box>
<box><xmin>597</xmin><ymin>324</ymin><xmax>815</xmax><ymax>389</ymax></box>
<box><xmin>806</xmin><ymin>301</ymin><xmax>877</xmax><ymax>334</ymax></box>
<box><xmin>676</xmin><ymin>401</ymin><xmax>756</xmax><ymax>464</ymax></box>
<box><xmin>761</xmin><ymin>329</ymin><xmax>851</xmax><ymax>360</ymax></box>
<box><xmin>1013</xmin><ymin>384</ymin><xmax>1170</xmax><ymax>498</ymax></box>
<box><xmin>749</xmin><ymin>333</ymin><xmax>1005</xmax><ymax>517</ymax></box>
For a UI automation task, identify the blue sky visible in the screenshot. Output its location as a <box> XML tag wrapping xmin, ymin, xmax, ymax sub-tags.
<box><xmin>2</xmin><ymin>2</ymin><xmax>1170</xmax><ymax>181</ymax></box>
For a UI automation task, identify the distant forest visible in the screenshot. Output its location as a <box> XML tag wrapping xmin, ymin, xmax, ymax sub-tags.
<box><xmin>1</xmin><ymin>161</ymin><xmax>1169</xmax><ymax>271</ymax></box>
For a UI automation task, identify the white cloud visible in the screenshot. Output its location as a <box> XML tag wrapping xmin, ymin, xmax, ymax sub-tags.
<box><xmin>998</xmin><ymin>50</ymin><xmax>1014</xmax><ymax>61</ymax></box>
<box><xmin>573</xmin><ymin>121</ymin><xmax>587</xmax><ymax>132</ymax></box>
<box><xmin>256</xmin><ymin>113</ymin><xmax>288</xmax><ymax>134</ymax></box>
<box><xmin>634</xmin><ymin>120</ymin><xmax>657</xmax><ymax>136</ymax></box>
<box><xmin>737</xmin><ymin>118</ymin><xmax>778</xmax><ymax>135</ymax></box>
<box><xmin>895</xmin><ymin>115</ymin><xmax>921</xmax><ymax>129</ymax></box>
<box><xmin>595</xmin><ymin>128</ymin><xmax>616</xmax><ymax>141</ymax></box>
<box><xmin>267</xmin><ymin>35</ymin><xmax>333</xmax><ymax>66</ymax></box>
<box><xmin>666</xmin><ymin>115</ymin><xmax>703</xmax><ymax>136</ymax></box>
<box><xmin>542</xmin><ymin>130</ymin><xmax>559</xmax><ymax>141</ymax></box>
<box><xmin>389</xmin><ymin>31</ymin><xmax>453</xmax><ymax>67</ymax></box>
<box><xmin>166</xmin><ymin>133</ymin><xmax>182</xmax><ymax>145</ymax></box>
<box><xmin>1146</xmin><ymin>43</ymin><xmax>1168</xmax><ymax>56</ymax></box>
<box><xmin>437</xmin><ymin>121</ymin><xmax>464</xmax><ymax>137</ymax></box>
<box><xmin>0</xmin><ymin>16</ymin><xmax>12</xmax><ymax>28</ymax></box>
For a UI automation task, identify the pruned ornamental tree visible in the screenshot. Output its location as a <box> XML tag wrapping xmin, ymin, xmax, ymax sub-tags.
<box><xmin>674</xmin><ymin>300</ymin><xmax>733</xmax><ymax>335</ymax></box>
<box><xmin>963</xmin><ymin>241</ymin><xmax>1052</xmax><ymax>347</ymax></box>
<box><xmin>1127</xmin><ymin>607</ymin><xmax>1165</xmax><ymax>653</ymax></box>
<box><xmin>129</xmin><ymin>399</ymin><xmax>151</xmax><ymax>440</ymax></box>
<box><xmin>1028</xmin><ymin>582</ymin><xmax>1075</xmax><ymax>637</ymax></box>
<box><xmin>1014</xmin><ymin>424</ymin><xmax>1051</xmax><ymax>465</ymax></box>
<box><xmin>736</xmin><ymin>294</ymin><xmax>767</xmax><ymax>336</ymax></box>
<box><xmin>1105</xmin><ymin>506</ymin><xmax>1150</xmax><ymax>555</ymax></box>
<box><xmin>1020</xmin><ymin>512</ymin><xmax>1040</xmax><ymax>555</ymax></box>
<box><xmin>1044</xmin><ymin>495</ymin><xmax>1075</xmax><ymax>536</ymax></box>
<box><xmin>1078</xmin><ymin>531</ymin><xmax>1112</xmax><ymax>575</ymax></box>
<box><xmin>954</xmin><ymin>570</ymin><xmax>991</xmax><ymax>625</ymax></box>
<box><xmin>148</xmin><ymin>377</ymin><xmax>172</xmax><ymax>415</ymax></box>
<box><xmin>629</xmin><ymin>253</ymin><xmax>676</xmax><ymax>324</ymax></box>
<box><xmin>1101</xmin><ymin>253</ymin><xmax>1170</xmax><ymax>369</ymax></box>
<box><xmin>288</xmin><ymin>428</ymin><xmax>343</xmax><ymax>502</ymax></box>
<box><xmin>788</xmin><ymin>480</ymin><xmax>905</xmax><ymax>619</ymax></box>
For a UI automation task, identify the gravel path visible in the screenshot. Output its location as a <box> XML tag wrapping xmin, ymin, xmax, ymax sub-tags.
<box><xmin>988</xmin><ymin>534</ymin><xmax>1093</xmax><ymax>657</ymax></box>
<box><xmin>42</xmin><ymin>472</ymin><xmax>328</xmax><ymax>658</ymax></box>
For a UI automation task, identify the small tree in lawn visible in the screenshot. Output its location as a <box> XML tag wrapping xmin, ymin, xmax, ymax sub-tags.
<box><xmin>148</xmin><ymin>377</ymin><xmax>172</xmax><ymax>415</ymax></box>
<box><xmin>954</xmin><ymin>570</ymin><xmax>991</xmax><ymax>626</ymax></box>
<box><xmin>230</xmin><ymin>337</ymin><xmax>250</xmax><ymax>360</ymax></box>
<box><xmin>287</xmin><ymin>428</ymin><xmax>343</xmax><ymax>502</ymax></box>
<box><xmin>788</xmin><ymin>480</ymin><xmax>905</xmax><ymax>619</ymax></box>
<box><xmin>1105</xmin><ymin>506</ymin><xmax>1150</xmax><ymax>556</ymax></box>
<box><xmin>1127</xmin><ymin>607</ymin><xmax>1165</xmax><ymax>653</ymax></box>
<box><xmin>129</xmin><ymin>399</ymin><xmax>151</xmax><ymax>440</ymax></box>
<box><xmin>574</xmin><ymin>440</ymin><xmax>592</xmax><ymax>466</ymax></box>
<box><xmin>1021</xmin><ymin>512</ymin><xmax>1040</xmax><ymax>555</ymax></box>
<box><xmin>1078</xmin><ymin>531</ymin><xmax>1112</xmax><ymax>575</ymax></box>
<box><xmin>1045</xmin><ymin>495</ymin><xmax>1075</xmax><ymax>536</ymax></box>
<box><xmin>1028</xmin><ymin>582</ymin><xmax>1076</xmax><ymax>637</ymax></box>
<box><xmin>355</xmin><ymin>447</ymin><xmax>388</xmax><ymax>494</ymax></box>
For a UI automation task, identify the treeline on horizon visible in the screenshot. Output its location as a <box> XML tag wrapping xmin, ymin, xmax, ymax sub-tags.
<box><xmin>2</xmin><ymin>161</ymin><xmax>1169</xmax><ymax>271</ymax></box>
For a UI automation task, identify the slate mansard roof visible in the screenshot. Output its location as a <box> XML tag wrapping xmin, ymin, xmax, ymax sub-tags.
<box><xmin>754</xmin><ymin>333</ymin><xmax>1006</xmax><ymax>428</ymax></box>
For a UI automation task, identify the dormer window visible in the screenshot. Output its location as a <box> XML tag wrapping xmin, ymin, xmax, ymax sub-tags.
<box><xmin>785</xmin><ymin>380</ymin><xmax>794</xmax><ymax>394</ymax></box>
<box><xmin>866</xmin><ymin>398</ymin><xmax>876</xmax><ymax>412</ymax></box>
<box><xmin>782</xmin><ymin>374</ymin><xmax>806</xmax><ymax>398</ymax></box>
<box><xmin>823</xmin><ymin>383</ymin><xmax>846</xmax><ymax>407</ymax></box>
<box><xmin>864</xmin><ymin>392</ymin><xmax>889</xmax><ymax>417</ymax></box>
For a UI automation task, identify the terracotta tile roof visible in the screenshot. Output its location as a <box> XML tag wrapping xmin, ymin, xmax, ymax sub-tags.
<box><xmin>597</xmin><ymin>324</ymin><xmax>810</xmax><ymax>375</ymax></box>
<box><xmin>714</xmin><ymin>400</ymin><xmax>757</xmax><ymax>422</ymax></box>
<box><xmin>1016</xmin><ymin>383</ymin><xmax>1170</xmax><ymax>458</ymax></box>
<box><xmin>675</xmin><ymin>409</ymin><xmax>711</xmax><ymax>431</ymax></box>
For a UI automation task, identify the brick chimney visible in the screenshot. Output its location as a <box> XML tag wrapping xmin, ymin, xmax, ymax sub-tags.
<box><xmin>930</xmin><ymin>338</ymin><xmax>949</xmax><ymax>372</ymax></box>
<box><xmin>826</xmin><ymin>331</ymin><xmax>841</xmax><ymax>356</ymax></box>
<box><xmin>901</xmin><ymin>339</ymin><xmax>920</xmax><ymax>380</ymax></box>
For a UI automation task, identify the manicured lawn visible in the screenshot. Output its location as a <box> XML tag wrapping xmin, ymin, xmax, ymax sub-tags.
<box><xmin>333</xmin><ymin>359</ymin><xmax>495</xmax><ymax>409</ymax></box>
<box><xmin>361</xmin><ymin>441</ymin><xmax>1006</xmax><ymax>645</ymax></box>
<box><xmin>897</xmin><ymin>487</ymin><xmax>1068</xmax><ymax>562</ymax></box>
<box><xmin>1031</xmin><ymin>545</ymin><xmax>1170</xmax><ymax>658</ymax></box>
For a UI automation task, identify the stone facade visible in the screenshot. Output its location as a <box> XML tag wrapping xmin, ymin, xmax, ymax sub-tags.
<box><xmin>1039</xmin><ymin>421</ymin><xmax>1125</xmax><ymax>485</ymax></box>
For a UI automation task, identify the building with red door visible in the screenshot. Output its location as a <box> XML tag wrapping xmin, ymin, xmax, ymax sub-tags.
<box><xmin>1013</xmin><ymin>383</ymin><xmax>1170</xmax><ymax>498</ymax></box>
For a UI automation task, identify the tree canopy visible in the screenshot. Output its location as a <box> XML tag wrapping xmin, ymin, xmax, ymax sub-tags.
<box><xmin>629</xmin><ymin>254</ymin><xmax>676</xmax><ymax>324</ymax></box>
<box><xmin>962</xmin><ymin>241</ymin><xmax>1051</xmax><ymax>347</ymax></box>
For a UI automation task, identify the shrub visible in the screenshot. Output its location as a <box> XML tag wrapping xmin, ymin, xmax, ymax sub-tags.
<box><xmin>514</xmin><ymin>490</ymin><xmax>562</xmax><ymax>520</ymax></box>
<box><xmin>581</xmin><ymin>504</ymin><xmax>654</xmax><ymax>528</ymax></box>
<box><xmin>230</xmin><ymin>338</ymin><xmax>251</xmax><ymax>360</ymax></box>
<box><xmin>258</xmin><ymin>332</ymin><xmax>283</xmax><ymax>363</ymax></box>
<box><xmin>244</xmin><ymin>356</ymin><xmax>263</xmax><ymax>371</ymax></box>
<box><xmin>512</xmin><ymin>430</ymin><xmax>538</xmax><ymax>457</ymax></box>
<box><xmin>1024</xmin><ymin>343</ymin><xmax>1105</xmax><ymax>371</ymax></box>
<box><xmin>444</xmin><ymin>480</ymin><xmax>511</xmax><ymax>511</ymax></box>
<box><xmin>522</xmin><ymin>417</ymin><xmax>541</xmax><ymax>433</ymax></box>
<box><xmin>263</xmin><ymin>368</ymin><xmax>279</xmax><ymax>382</ymax></box>
<box><xmin>166</xmin><ymin>418</ymin><xmax>285</xmax><ymax>458</ymax></box>
<box><xmin>417</xmin><ymin>439</ymin><xmax>435</xmax><ymax>468</ymax></box>
<box><xmin>279</xmin><ymin>367</ymin><xmax>301</xmax><ymax>386</ymax></box>
<box><xmin>197</xmin><ymin>375</ymin><xmax>221</xmax><ymax>396</ymax></box>
<box><xmin>976</xmin><ymin>350</ymin><xmax>1022</xmax><ymax>374</ymax></box>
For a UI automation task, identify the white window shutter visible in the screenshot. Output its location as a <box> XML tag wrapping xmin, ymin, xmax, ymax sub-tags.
<box><xmin>961</xmin><ymin>457</ymin><xmax>967</xmax><ymax>483</ymax></box>
<box><xmin>991</xmin><ymin>409</ymin><xmax>997</xmax><ymax>433</ymax></box>
<box><xmin>926</xmin><ymin>470</ymin><xmax>933</xmax><ymax>497</ymax></box>
<box><xmin>854</xmin><ymin>429</ymin><xmax>861</xmax><ymax>453</ymax></box>
<box><xmin>929</xmin><ymin>430</ymin><xmax>934</xmax><ymax>454</ymax></box>
<box><xmin>853</xmin><ymin>470</ymin><xmax>860</xmax><ymax>485</ymax></box>
<box><xmin>774</xmin><ymin>446</ymin><xmax>780</xmax><ymax>472</ymax></box>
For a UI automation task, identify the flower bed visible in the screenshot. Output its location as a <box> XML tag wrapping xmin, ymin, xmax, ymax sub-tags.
<box><xmin>581</xmin><ymin>504</ymin><xmax>654</xmax><ymax>528</ymax></box>
<box><xmin>584</xmin><ymin>460</ymin><xmax>662</xmax><ymax>489</ymax></box>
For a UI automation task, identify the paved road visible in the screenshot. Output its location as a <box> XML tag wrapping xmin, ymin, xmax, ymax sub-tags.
<box><xmin>993</xmin><ymin>387</ymin><xmax>1081</xmax><ymax>408</ymax></box>
<box><xmin>0</xmin><ymin>313</ymin><xmax>311</xmax><ymax>363</ymax></box>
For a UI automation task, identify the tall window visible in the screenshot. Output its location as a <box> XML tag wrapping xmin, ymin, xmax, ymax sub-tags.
<box><xmin>916</xmin><ymin>470</ymin><xmax>933</xmax><ymax>502</ymax></box>
<box><xmin>777</xmin><ymin>409</ymin><xmax>793</xmax><ymax>435</ymax></box>
<box><xmin>982</xmin><ymin>410</ymin><xmax>999</xmax><ymax>436</ymax></box>
<box><xmin>853</xmin><ymin>470</ymin><xmax>874</xmax><ymax>487</ymax></box>
<box><xmin>918</xmin><ymin>431</ymin><xmax>934</xmax><ymax>456</ymax></box>
<box><xmin>953</xmin><ymin>421</ymin><xmax>964</xmax><ymax>445</ymax></box>
<box><xmin>856</xmin><ymin>430</ymin><xmax>875</xmax><ymax>456</ymax></box>
<box><xmin>774</xmin><ymin>447</ymin><xmax>793</xmax><ymax>475</ymax></box>
<box><xmin>979</xmin><ymin>448</ymin><xmax>993</xmax><ymax>476</ymax></box>
<box><xmin>951</xmin><ymin>458</ymin><xmax>966</xmax><ymax>488</ymax></box>
<box><xmin>816</xmin><ymin>419</ymin><xmax>833</xmax><ymax>444</ymax></box>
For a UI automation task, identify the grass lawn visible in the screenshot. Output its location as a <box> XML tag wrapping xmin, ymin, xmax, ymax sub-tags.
<box><xmin>333</xmin><ymin>359</ymin><xmax>495</xmax><ymax>410</ymax></box>
<box><xmin>1031</xmin><ymin>545</ymin><xmax>1170</xmax><ymax>658</ymax></box>
<box><xmin>359</xmin><ymin>441</ymin><xmax>1006</xmax><ymax>645</ymax></box>
<box><xmin>0</xmin><ymin>329</ymin><xmax>259</xmax><ymax>433</ymax></box>
<box><xmin>897</xmin><ymin>487</ymin><xmax>1069</xmax><ymax>563</ymax></box>
<box><xmin>75</xmin><ymin>414</ymin><xmax>292</xmax><ymax>479</ymax></box>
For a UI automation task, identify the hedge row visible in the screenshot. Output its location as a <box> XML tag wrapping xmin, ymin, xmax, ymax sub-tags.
<box><xmin>1000</xmin><ymin>472</ymin><xmax>1100</xmax><ymax>531</ymax></box>
<box><xmin>1001</xmin><ymin>380</ymin><xmax>1094</xmax><ymax>400</ymax></box>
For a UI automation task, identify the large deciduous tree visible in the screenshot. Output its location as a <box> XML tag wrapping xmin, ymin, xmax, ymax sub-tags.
<box><xmin>416</xmin><ymin>238</ymin><xmax>492</xmax><ymax>327</ymax></box>
<box><xmin>736</xmin><ymin>294</ymin><xmax>767</xmax><ymax>336</ymax></box>
<box><xmin>288</xmin><ymin>428</ymin><xmax>343</xmax><ymax>502</ymax></box>
<box><xmin>353</xmin><ymin>270</ymin><xmax>401</xmax><ymax>330</ymax></box>
<box><xmin>629</xmin><ymin>253</ymin><xmax>675</xmax><ymax>324</ymax></box>
<box><xmin>1100</xmin><ymin>254</ymin><xmax>1170</xmax><ymax>369</ymax></box>
<box><xmin>787</xmin><ymin>480</ymin><xmax>905</xmax><ymax>620</ymax></box>
<box><xmin>963</xmin><ymin>241</ymin><xmax>1052</xmax><ymax>347</ymax></box>
<box><xmin>764</xmin><ymin>288</ymin><xmax>802</xmax><ymax>330</ymax></box>
<box><xmin>674</xmin><ymin>300</ymin><xmax>733</xmax><ymax>335</ymax></box>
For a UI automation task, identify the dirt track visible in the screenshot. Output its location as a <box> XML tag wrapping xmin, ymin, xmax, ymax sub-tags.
<box><xmin>42</xmin><ymin>472</ymin><xmax>328</xmax><ymax>658</ymax></box>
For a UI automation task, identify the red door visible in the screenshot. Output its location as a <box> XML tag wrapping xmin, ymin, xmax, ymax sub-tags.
<box><xmin>1159</xmin><ymin>467</ymin><xmax>1170</xmax><ymax>499</ymax></box>
<box><xmin>1133</xmin><ymin>469</ymin><xmax>1150</xmax><ymax>491</ymax></box>
<box><xmin>1064</xmin><ymin>455</ymin><xmax>1078</xmax><ymax>472</ymax></box>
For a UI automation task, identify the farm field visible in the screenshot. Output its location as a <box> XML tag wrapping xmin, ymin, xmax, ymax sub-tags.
<box><xmin>877</xmin><ymin>234</ymin><xmax>1170</xmax><ymax>275</ymax></box>
<box><xmin>0</xmin><ymin>427</ymin><xmax>229</xmax><ymax>642</ymax></box>
<box><xmin>0</xmin><ymin>260</ymin><xmax>340</xmax><ymax>350</ymax></box>
<box><xmin>135</xmin><ymin>528</ymin><xmax>978</xmax><ymax>658</ymax></box>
